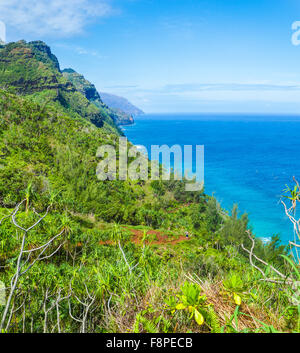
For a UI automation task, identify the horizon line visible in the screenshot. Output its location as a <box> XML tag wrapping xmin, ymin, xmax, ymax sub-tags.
<box><xmin>138</xmin><ymin>112</ymin><xmax>300</xmax><ymax>116</ymax></box>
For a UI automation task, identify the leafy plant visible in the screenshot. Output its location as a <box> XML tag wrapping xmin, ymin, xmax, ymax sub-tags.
<box><xmin>222</xmin><ymin>273</ymin><xmax>245</xmax><ymax>306</ymax></box>
<box><xmin>166</xmin><ymin>282</ymin><xmax>208</xmax><ymax>326</ymax></box>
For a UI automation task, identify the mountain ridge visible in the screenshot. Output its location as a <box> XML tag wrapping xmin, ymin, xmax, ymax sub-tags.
<box><xmin>100</xmin><ymin>91</ymin><xmax>144</xmax><ymax>116</ymax></box>
<box><xmin>62</xmin><ymin>68</ymin><xmax>135</xmax><ymax>126</ymax></box>
<box><xmin>0</xmin><ymin>40</ymin><xmax>124</xmax><ymax>130</ymax></box>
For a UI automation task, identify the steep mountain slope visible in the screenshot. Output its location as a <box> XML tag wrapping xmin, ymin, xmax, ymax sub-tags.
<box><xmin>0</xmin><ymin>87</ymin><xmax>204</xmax><ymax>225</ymax></box>
<box><xmin>0</xmin><ymin>40</ymin><xmax>202</xmax><ymax>219</ymax></box>
<box><xmin>100</xmin><ymin>92</ymin><xmax>144</xmax><ymax>116</ymax></box>
<box><xmin>62</xmin><ymin>69</ymin><xmax>134</xmax><ymax>125</ymax></box>
<box><xmin>0</xmin><ymin>40</ymin><xmax>62</xmax><ymax>92</ymax></box>
<box><xmin>0</xmin><ymin>41</ymin><xmax>118</xmax><ymax>131</ymax></box>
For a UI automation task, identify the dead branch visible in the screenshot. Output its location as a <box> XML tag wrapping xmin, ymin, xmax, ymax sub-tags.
<box><xmin>0</xmin><ymin>201</ymin><xmax>64</xmax><ymax>331</ymax></box>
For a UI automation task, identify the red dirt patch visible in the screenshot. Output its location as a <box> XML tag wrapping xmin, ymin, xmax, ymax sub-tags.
<box><xmin>95</xmin><ymin>228</ymin><xmax>189</xmax><ymax>247</ymax></box>
<box><xmin>99</xmin><ymin>240</ymin><xmax>113</xmax><ymax>245</ymax></box>
<box><xmin>79</xmin><ymin>229</ymin><xmax>189</xmax><ymax>247</ymax></box>
<box><xmin>126</xmin><ymin>228</ymin><xmax>189</xmax><ymax>246</ymax></box>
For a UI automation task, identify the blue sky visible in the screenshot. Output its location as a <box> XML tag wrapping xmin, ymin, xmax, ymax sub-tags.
<box><xmin>1</xmin><ymin>0</ymin><xmax>300</xmax><ymax>113</ymax></box>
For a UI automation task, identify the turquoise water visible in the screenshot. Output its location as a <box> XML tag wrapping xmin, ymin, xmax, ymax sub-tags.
<box><xmin>123</xmin><ymin>113</ymin><xmax>300</xmax><ymax>244</ymax></box>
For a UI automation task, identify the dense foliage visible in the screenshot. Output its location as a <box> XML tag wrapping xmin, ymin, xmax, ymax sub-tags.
<box><xmin>0</xmin><ymin>41</ymin><xmax>299</xmax><ymax>333</ymax></box>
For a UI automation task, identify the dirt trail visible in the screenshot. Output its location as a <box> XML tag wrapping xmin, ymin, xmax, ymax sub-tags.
<box><xmin>126</xmin><ymin>228</ymin><xmax>188</xmax><ymax>246</ymax></box>
<box><xmin>96</xmin><ymin>228</ymin><xmax>189</xmax><ymax>246</ymax></box>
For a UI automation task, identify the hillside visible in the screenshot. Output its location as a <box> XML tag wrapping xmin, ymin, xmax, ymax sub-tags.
<box><xmin>62</xmin><ymin>69</ymin><xmax>134</xmax><ymax>126</ymax></box>
<box><xmin>100</xmin><ymin>92</ymin><xmax>144</xmax><ymax>116</ymax></box>
<box><xmin>0</xmin><ymin>41</ymin><xmax>299</xmax><ymax>334</ymax></box>
<box><xmin>0</xmin><ymin>41</ymin><xmax>120</xmax><ymax>131</ymax></box>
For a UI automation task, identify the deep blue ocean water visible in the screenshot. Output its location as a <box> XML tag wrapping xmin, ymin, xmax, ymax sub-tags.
<box><xmin>122</xmin><ymin>113</ymin><xmax>300</xmax><ymax>245</ymax></box>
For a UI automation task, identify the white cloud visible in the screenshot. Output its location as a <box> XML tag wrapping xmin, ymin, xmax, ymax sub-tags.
<box><xmin>0</xmin><ymin>0</ymin><xmax>113</xmax><ymax>37</ymax></box>
<box><xmin>54</xmin><ymin>43</ymin><xmax>106</xmax><ymax>58</ymax></box>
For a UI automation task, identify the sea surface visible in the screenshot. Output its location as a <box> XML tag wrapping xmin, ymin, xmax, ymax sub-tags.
<box><xmin>122</xmin><ymin>113</ymin><xmax>300</xmax><ymax>245</ymax></box>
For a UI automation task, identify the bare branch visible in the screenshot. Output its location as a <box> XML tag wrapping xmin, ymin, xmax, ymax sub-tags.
<box><xmin>241</xmin><ymin>231</ymin><xmax>290</xmax><ymax>287</ymax></box>
<box><xmin>0</xmin><ymin>202</ymin><xmax>64</xmax><ymax>331</ymax></box>
<box><xmin>241</xmin><ymin>232</ymin><xmax>266</xmax><ymax>278</ymax></box>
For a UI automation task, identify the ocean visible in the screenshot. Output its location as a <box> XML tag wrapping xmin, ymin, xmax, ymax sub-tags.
<box><xmin>122</xmin><ymin>113</ymin><xmax>300</xmax><ymax>245</ymax></box>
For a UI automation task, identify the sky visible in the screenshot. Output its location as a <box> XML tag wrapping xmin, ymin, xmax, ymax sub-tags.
<box><xmin>1</xmin><ymin>0</ymin><xmax>300</xmax><ymax>113</ymax></box>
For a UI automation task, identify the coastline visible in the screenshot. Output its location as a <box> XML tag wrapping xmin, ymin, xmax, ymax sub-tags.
<box><xmin>123</xmin><ymin>114</ymin><xmax>297</xmax><ymax>245</ymax></box>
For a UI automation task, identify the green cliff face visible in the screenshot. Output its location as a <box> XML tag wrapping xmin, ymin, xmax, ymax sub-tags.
<box><xmin>62</xmin><ymin>68</ymin><xmax>135</xmax><ymax>126</ymax></box>
<box><xmin>62</xmin><ymin>68</ymin><xmax>103</xmax><ymax>103</ymax></box>
<box><xmin>0</xmin><ymin>41</ymin><xmax>118</xmax><ymax>130</ymax></box>
<box><xmin>0</xmin><ymin>41</ymin><xmax>69</xmax><ymax>93</ymax></box>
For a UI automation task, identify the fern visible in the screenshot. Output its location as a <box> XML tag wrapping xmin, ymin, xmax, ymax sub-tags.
<box><xmin>133</xmin><ymin>313</ymin><xmax>141</xmax><ymax>333</ymax></box>
<box><xmin>133</xmin><ymin>313</ymin><xmax>159</xmax><ymax>333</ymax></box>
<box><xmin>140</xmin><ymin>316</ymin><xmax>159</xmax><ymax>333</ymax></box>
<box><xmin>155</xmin><ymin>315</ymin><xmax>172</xmax><ymax>333</ymax></box>
<box><xmin>204</xmin><ymin>306</ymin><xmax>222</xmax><ymax>333</ymax></box>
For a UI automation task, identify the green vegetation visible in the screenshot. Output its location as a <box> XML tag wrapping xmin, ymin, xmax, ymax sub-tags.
<box><xmin>0</xmin><ymin>40</ymin><xmax>127</xmax><ymax>131</ymax></box>
<box><xmin>62</xmin><ymin>68</ymin><xmax>134</xmax><ymax>126</ymax></box>
<box><xmin>0</xmin><ymin>41</ymin><xmax>299</xmax><ymax>333</ymax></box>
